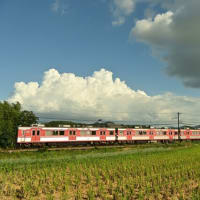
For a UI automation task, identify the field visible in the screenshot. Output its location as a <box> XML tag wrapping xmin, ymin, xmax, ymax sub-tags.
<box><xmin>1</xmin><ymin>143</ymin><xmax>200</xmax><ymax>200</ymax></box>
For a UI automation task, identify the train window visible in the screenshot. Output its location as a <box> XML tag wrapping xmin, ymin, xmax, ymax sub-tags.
<box><xmin>80</xmin><ymin>131</ymin><xmax>90</xmax><ymax>136</ymax></box>
<box><xmin>192</xmin><ymin>131</ymin><xmax>198</xmax><ymax>135</ymax></box>
<box><xmin>100</xmin><ymin>131</ymin><xmax>106</xmax><ymax>135</ymax></box>
<box><xmin>46</xmin><ymin>131</ymin><xmax>53</xmax><ymax>136</ymax></box>
<box><xmin>139</xmin><ymin>131</ymin><xmax>146</xmax><ymax>135</ymax></box>
<box><xmin>181</xmin><ymin>131</ymin><xmax>184</xmax><ymax>135</ymax></box>
<box><xmin>174</xmin><ymin>131</ymin><xmax>178</xmax><ymax>135</ymax></box>
<box><xmin>110</xmin><ymin>131</ymin><xmax>114</xmax><ymax>135</ymax></box>
<box><xmin>80</xmin><ymin>131</ymin><xmax>86</xmax><ymax>136</ymax></box>
<box><xmin>53</xmin><ymin>131</ymin><xmax>58</xmax><ymax>135</ymax></box>
<box><xmin>59</xmin><ymin>131</ymin><xmax>64</xmax><ymax>135</ymax></box>
<box><xmin>32</xmin><ymin>130</ymin><xmax>35</xmax><ymax>136</ymax></box>
<box><xmin>135</xmin><ymin>131</ymin><xmax>139</xmax><ymax>135</ymax></box>
<box><xmin>70</xmin><ymin>130</ymin><xmax>76</xmax><ymax>135</ymax></box>
<box><xmin>91</xmin><ymin>131</ymin><xmax>96</xmax><ymax>135</ymax></box>
<box><xmin>37</xmin><ymin>130</ymin><xmax>40</xmax><ymax>136</ymax></box>
<box><xmin>149</xmin><ymin>131</ymin><xmax>153</xmax><ymax>135</ymax></box>
<box><xmin>127</xmin><ymin>131</ymin><xmax>131</xmax><ymax>135</ymax></box>
<box><xmin>119</xmin><ymin>131</ymin><xmax>123</xmax><ymax>135</ymax></box>
<box><xmin>158</xmin><ymin>131</ymin><xmax>165</xmax><ymax>135</ymax></box>
<box><xmin>162</xmin><ymin>131</ymin><xmax>166</xmax><ymax>135</ymax></box>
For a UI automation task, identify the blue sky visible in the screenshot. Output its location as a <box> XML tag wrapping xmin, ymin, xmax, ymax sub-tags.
<box><xmin>2</xmin><ymin>0</ymin><xmax>200</xmax><ymax>124</ymax></box>
<box><xmin>1</xmin><ymin>0</ymin><xmax>199</xmax><ymax>101</ymax></box>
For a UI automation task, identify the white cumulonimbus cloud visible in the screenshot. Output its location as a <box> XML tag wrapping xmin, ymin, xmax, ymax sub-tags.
<box><xmin>8</xmin><ymin>68</ymin><xmax>200</xmax><ymax>124</ymax></box>
<box><xmin>131</xmin><ymin>0</ymin><xmax>200</xmax><ymax>88</ymax></box>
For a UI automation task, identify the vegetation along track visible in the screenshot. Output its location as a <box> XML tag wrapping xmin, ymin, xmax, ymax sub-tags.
<box><xmin>0</xmin><ymin>144</ymin><xmax>140</xmax><ymax>153</ymax></box>
<box><xmin>0</xmin><ymin>142</ymin><xmax>167</xmax><ymax>153</ymax></box>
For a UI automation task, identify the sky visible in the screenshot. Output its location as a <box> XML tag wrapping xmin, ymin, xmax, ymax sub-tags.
<box><xmin>1</xmin><ymin>0</ymin><xmax>200</xmax><ymax>125</ymax></box>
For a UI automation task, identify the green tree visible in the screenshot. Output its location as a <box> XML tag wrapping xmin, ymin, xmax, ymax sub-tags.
<box><xmin>45</xmin><ymin>121</ymin><xmax>83</xmax><ymax>127</ymax></box>
<box><xmin>0</xmin><ymin>101</ymin><xmax>38</xmax><ymax>148</ymax></box>
<box><xmin>19</xmin><ymin>110</ymin><xmax>38</xmax><ymax>127</ymax></box>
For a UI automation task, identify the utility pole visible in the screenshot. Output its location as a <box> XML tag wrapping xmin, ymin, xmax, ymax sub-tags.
<box><xmin>178</xmin><ymin>112</ymin><xmax>181</xmax><ymax>141</ymax></box>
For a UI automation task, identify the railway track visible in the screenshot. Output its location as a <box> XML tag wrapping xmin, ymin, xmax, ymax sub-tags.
<box><xmin>0</xmin><ymin>144</ymin><xmax>130</xmax><ymax>153</ymax></box>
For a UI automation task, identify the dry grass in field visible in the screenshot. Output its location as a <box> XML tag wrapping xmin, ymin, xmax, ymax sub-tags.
<box><xmin>0</xmin><ymin>142</ymin><xmax>200</xmax><ymax>199</ymax></box>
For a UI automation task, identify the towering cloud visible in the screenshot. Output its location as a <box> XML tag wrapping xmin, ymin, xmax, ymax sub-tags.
<box><xmin>9</xmin><ymin>68</ymin><xmax>200</xmax><ymax>124</ymax></box>
<box><xmin>131</xmin><ymin>0</ymin><xmax>200</xmax><ymax>88</ymax></box>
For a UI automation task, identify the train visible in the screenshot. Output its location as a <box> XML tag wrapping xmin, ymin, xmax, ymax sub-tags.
<box><xmin>17</xmin><ymin>125</ymin><xmax>200</xmax><ymax>146</ymax></box>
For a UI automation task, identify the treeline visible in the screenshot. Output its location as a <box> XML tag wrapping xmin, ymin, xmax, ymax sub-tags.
<box><xmin>45</xmin><ymin>121</ymin><xmax>84</xmax><ymax>127</ymax></box>
<box><xmin>44</xmin><ymin>120</ymin><xmax>151</xmax><ymax>129</ymax></box>
<box><xmin>0</xmin><ymin>101</ymin><xmax>38</xmax><ymax>148</ymax></box>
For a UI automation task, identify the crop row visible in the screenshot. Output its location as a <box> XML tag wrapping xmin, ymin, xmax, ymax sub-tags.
<box><xmin>0</xmin><ymin>143</ymin><xmax>200</xmax><ymax>199</ymax></box>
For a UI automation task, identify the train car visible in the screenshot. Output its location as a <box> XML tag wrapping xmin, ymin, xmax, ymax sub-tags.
<box><xmin>189</xmin><ymin>129</ymin><xmax>200</xmax><ymax>140</ymax></box>
<box><xmin>17</xmin><ymin>126</ymin><xmax>116</xmax><ymax>145</ymax></box>
<box><xmin>17</xmin><ymin>126</ymin><xmax>200</xmax><ymax>146</ymax></box>
<box><xmin>117</xmin><ymin>129</ymin><xmax>150</xmax><ymax>142</ymax></box>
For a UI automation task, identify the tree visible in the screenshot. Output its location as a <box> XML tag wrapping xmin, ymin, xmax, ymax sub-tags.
<box><xmin>19</xmin><ymin>110</ymin><xmax>38</xmax><ymax>127</ymax></box>
<box><xmin>44</xmin><ymin>121</ymin><xmax>83</xmax><ymax>127</ymax></box>
<box><xmin>0</xmin><ymin>101</ymin><xmax>38</xmax><ymax>148</ymax></box>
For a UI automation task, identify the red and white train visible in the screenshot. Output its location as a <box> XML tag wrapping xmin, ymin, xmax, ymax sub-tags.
<box><xmin>17</xmin><ymin>125</ymin><xmax>200</xmax><ymax>146</ymax></box>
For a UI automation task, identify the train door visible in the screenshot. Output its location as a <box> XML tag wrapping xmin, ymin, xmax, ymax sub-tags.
<box><xmin>31</xmin><ymin>128</ymin><xmax>41</xmax><ymax>142</ymax></box>
<box><xmin>100</xmin><ymin>130</ymin><xmax>106</xmax><ymax>141</ymax></box>
<box><xmin>20</xmin><ymin>130</ymin><xmax>26</xmax><ymax>142</ymax></box>
<box><xmin>35</xmin><ymin>129</ymin><xmax>41</xmax><ymax>142</ymax></box>
<box><xmin>22</xmin><ymin>130</ymin><xmax>30</xmax><ymax>142</ymax></box>
<box><xmin>169</xmin><ymin>130</ymin><xmax>173</xmax><ymax>140</ymax></box>
<box><xmin>127</xmin><ymin>130</ymin><xmax>132</xmax><ymax>141</ymax></box>
<box><xmin>69</xmin><ymin>130</ymin><xmax>76</xmax><ymax>141</ymax></box>
<box><xmin>186</xmin><ymin>130</ymin><xmax>190</xmax><ymax>140</ymax></box>
<box><xmin>149</xmin><ymin>130</ymin><xmax>154</xmax><ymax>140</ymax></box>
<box><xmin>115</xmin><ymin>128</ymin><xmax>118</xmax><ymax>141</ymax></box>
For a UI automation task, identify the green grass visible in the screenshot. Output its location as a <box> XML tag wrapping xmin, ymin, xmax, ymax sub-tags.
<box><xmin>0</xmin><ymin>142</ymin><xmax>200</xmax><ymax>199</ymax></box>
